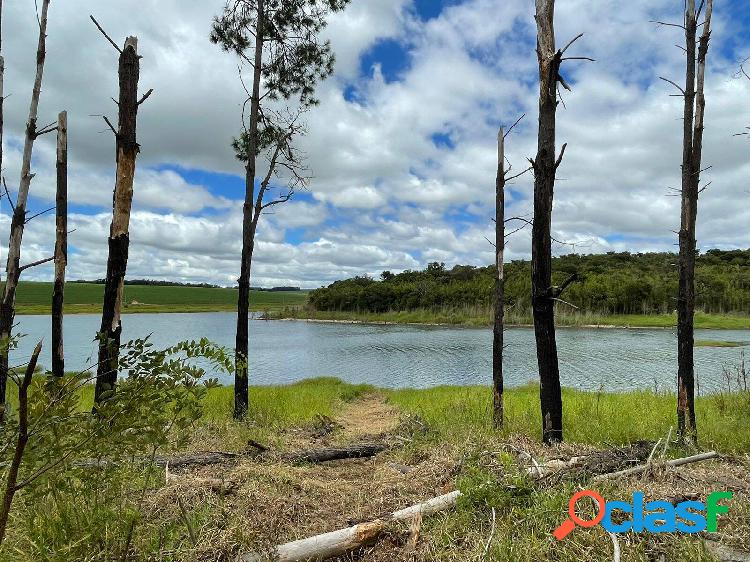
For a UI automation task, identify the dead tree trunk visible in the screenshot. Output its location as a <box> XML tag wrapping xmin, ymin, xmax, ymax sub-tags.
<box><xmin>0</xmin><ymin>0</ymin><xmax>51</xmax><ymax>419</ymax></box>
<box><xmin>52</xmin><ymin>111</ymin><xmax>67</xmax><ymax>378</ymax></box>
<box><xmin>0</xmin><ymin>0</ymin><xmax>4</xmax><ymax>197</ymax></box>
<box><xmin>95</xmin><ymin>36</ymin><xmax>141</xmax><ymax>404</ymax></box>
<box><xmin>234</xmin><ymin>0</ymin><xmax>265</xmax><ymax>421</ymax></box>
<box><xmin>0</xmin><ymin>341</ymin><xmax>41</xmax><ymax>547</ymax></box>
<box><xmin>529</xmin><ymin>2</ymin><xmax>585</xmax><ymax>444</ymax></box>
<box><xmin>493</xmin><ymin>128</ymin><xmax>505</xmax><ymax>429</ymax></box>
<box><xmin>677</xmin><ymin>0</ymin><xmax>713</xmax><ymax>445</ymax></box>
<box><xmin>531</xmin><ymin>0</ymin><xmax>564</xmax><ymax>444</ymax></box>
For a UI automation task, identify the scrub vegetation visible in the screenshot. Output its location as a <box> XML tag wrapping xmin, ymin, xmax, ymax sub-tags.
<box><xmin>304</xmin><ymin>251</ymin><xmax>750</xmax><ymax>320</ymax></box>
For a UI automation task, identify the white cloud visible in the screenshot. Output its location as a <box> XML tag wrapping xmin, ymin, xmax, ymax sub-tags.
<box><xmin>1</xmin><ymin>0</ymin><xmax>749</xmax><ymax>288</ymax></box>
<box><xmin>318</xmin><ymin>186</ymin><xmax>386</xmax><ymax>209</ymax></box>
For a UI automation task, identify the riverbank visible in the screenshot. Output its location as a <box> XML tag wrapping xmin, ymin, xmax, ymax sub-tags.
<box><xmin>12</xmin><ymin>280</ymin><xmax>750</xmax><ymax>329</ymax></box>
<box><xmin>269</xmin><ymin>307</ymin><xmax>750</xmax><ymax>330</ymax></box>
<box><xmin>6</xmin><ymin>378</ymin><xmax>749</xmax><ymax>561</ymax></box>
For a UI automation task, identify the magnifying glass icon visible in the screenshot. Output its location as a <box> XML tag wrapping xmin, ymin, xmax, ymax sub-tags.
<box><xmin>553</xmin><ymin>490</ymin><xmax>606</xmax><ymax>541</ymax></box>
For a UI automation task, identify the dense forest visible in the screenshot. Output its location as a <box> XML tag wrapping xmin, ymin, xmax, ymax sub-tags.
<box><xmin>308</xmin><ymin>249</ymin><xmax>750</xmax><ymax>316</ymax></box>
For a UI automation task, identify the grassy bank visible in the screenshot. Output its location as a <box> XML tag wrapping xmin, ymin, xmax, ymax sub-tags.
<box><xmin>4</xmin><ymin>377</ymin><xmax>749</xmax><ymax>561</ymax></box>
<box><xmin>6</xmin><ymin>281</ymin><xmax>308</xmax><ymax>314</ymax></box>
<box><xmin>224</xmin><ymin>378</ymin><xmax>750</xmax><ymax>454</ymax></box>
<box><xmin>272</xmin><ymin>305</ymin><xmax>750</xmax><ymax>329</ymax></box>
<box><xmin>57</xmin><ymin>377</ymin><xmax>750</xmax><ymax>454</ymax></box>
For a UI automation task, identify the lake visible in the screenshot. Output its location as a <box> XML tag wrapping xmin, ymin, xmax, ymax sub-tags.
<box><xmin>9</xmin><ymin>313</ymin><xmax>749</xmax><ymax>393</ymax></box>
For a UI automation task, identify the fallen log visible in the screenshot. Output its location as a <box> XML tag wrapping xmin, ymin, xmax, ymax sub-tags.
<box><xmin>287</xmin><ymin>443</ymin><xmax>386</xmax><ymax>464</ymax></box>
<box><xmin>238</xmin><ymin>491</ymin><xmax>462</xmax><ymax>562</ymax></box>
<box><xmin>73</xmin><ymin>442</ymin><xmax>387</xmax><ymax>471</ymax></box>
<box><xmin>591</xmin><ymin>451</ymin><xmax>719</xmax><ymax>482</ymax></box>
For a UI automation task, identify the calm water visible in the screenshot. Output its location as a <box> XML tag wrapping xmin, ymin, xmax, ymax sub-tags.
<box><xmin>9</xmin><ymin>313</ymin><xmax>749</xmax><ymax>393</ymax></box>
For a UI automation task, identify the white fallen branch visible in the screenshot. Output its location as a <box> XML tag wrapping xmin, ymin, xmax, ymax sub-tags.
<box><xmin>591</xmin><ymin>451</ymin><xmax>719</xmax><ymax>482</ymax></box>
<box><xmin>608</xmin><ymin>531</ymin><xmax>621</xmax><ymax>562</ymax></box>
<box><xmin>238</xmin><ymin>491</ymin><xmax>462</xmax><ymax>562</ymax></box>
<box><xmin>480</xmin><ymin>507</ymin><xmax>497</xmax><ymax>561</ymax></box>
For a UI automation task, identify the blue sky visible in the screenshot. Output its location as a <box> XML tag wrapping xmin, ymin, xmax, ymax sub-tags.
<box><xmin>2</xmin><ymin>0</ymin><xmax>750</xmax><ymax>287</ymax></box>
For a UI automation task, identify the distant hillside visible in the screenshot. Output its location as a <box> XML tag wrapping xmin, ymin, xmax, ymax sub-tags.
<box><xmin>7</xmin><ymin>282</ymin><xmax>308</xmax><ymax>315</ymax></box>
<box><xmin>308</xmin><ymin>250</ymin><xmax>750</xmax><ymax>316</ymax></box>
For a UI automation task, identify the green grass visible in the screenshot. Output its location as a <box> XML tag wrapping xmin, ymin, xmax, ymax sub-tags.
<box><xmin>272</xmin><ymin>306</ymin><xmax>493</xmax><ymax>326</ymax></box>
<box><xmin>385</xmin><ymin>383</ymin><xmax>750</xmax><ymax>453</ymax></box>
<box><xmin>20</xmin><ymin>375</ymin><xmax>748</xmax><ymax>452</ymax></box>
<box><xmin>273</xmin><ymin>306</ymin><xmax>750</xmax><ymax>329</ymax></box>
<box><xmin>695</xmin><ymin>339</ymin><xmax>745</xmax><ymax>347</ymax></box>
<box><xmin>202</xmin><ymin>376</ymin><xmax>374</xmax><ymax>428</ymax></box>
<box><xmin>5</xmin><ymin>282</ymin><xmax>308</xmax><ymax>315</ymax></box>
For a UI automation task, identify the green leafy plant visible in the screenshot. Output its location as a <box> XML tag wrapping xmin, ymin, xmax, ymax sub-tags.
<box><xmin>0</xmin><ymin>336</ymin><xmax>232</xmax><ymax>555</ymax></box>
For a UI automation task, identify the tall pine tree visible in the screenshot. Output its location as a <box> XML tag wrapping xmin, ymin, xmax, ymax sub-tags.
<box><xmin>211</xmin><ymin>0</ymin><xmax>350</xmax><ymax>419</ymax></box>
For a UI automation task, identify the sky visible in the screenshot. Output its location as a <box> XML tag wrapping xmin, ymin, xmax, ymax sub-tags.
<box><xmin>1</xmin><ymin>0</ymin><xmax>749</xmax><ymax>288</ymax></box>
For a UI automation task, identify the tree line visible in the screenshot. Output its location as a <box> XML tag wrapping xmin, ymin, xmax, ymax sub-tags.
<box><xmin>307</xmin><ymin>249</ymin><xmax>750</xmax><ymax>316</ymax></box>
<box><xmin>72</xmin><ymin>279</ymin><xmax>222</xmax><ymax>289</ymax></box>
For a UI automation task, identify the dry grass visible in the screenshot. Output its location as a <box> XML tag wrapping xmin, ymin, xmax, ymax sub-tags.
<box><xmin>133</xmin><ymin>393</ymin><xmax>750</xmax><ymax>562</ymax></box>
<box><xmin>144</xmin><ymin>393</ymin><xmax>460</xmax><ymax>561</ymax></box>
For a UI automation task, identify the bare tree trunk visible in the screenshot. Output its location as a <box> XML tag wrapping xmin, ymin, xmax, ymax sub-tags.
<box><xmin>0</xmin><ymin>0</ymin><xmax>4</xmax><ymax>197</ymax></box>
<box><xmin>234</xmin><ymin>0</ymin><xmax>264</xmax><ymax>421</ymax></box>
<box><xmin>0</xmin><ymin>0</ymin><xmax>51</xmax><ymax>420</ymax></box>
<box><xmin>493</xmin><ymin>128</ymin><xmax>505</xmax><ymax>429</ymax></box>
<box><xmin>0</xmin><ymin>341</ymin><xmax>41</xmax><ymax>546</ymax></box>
<box><xmin>52</xmin><ymin>111</ymin><xmax>67</xmax><ymax>378</ymax></box>
<box><xmin>95</xmin><ymin>37</ymin><xmax>141</xmax><ymax>404</ymax></box>
<box><xmin>532</xmin><ymin>0</ymin><xmax>564</xmax><ymax>444</ymax></box>
<box><xmin>677</xmin><ymin>0</ymin><xmax>712</xmax><ymax>445</ymax></box>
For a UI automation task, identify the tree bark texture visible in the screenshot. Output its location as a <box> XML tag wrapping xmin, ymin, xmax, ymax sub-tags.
<box><xmin>532</xmin><ymin>0</ymin><xmax>563</xmax><ymax>444</ymax></box>
<box><xmin>52</xmin><ymin>111</ymin><xmax>67</xmax><ymax>378</ymax></box>
<box><xmin>493</xmin><ymin>128</ymin><xmax>505</xmax><ymax>429</ymax></box>
<box><xmin>0</xmin><ymin>52</ymin><xmax>4</xmax><ymax>206</ymax></box>
<box><xmin>0</xmin><ymin>0</ymin><xmax>4</xmax><ymax>200</ymax></box>
<box><xmin>234</xmin><ymin>0</ymin><xmax>265</xmax><ymax>420</ymax></box>
<box><xmin>95</xmin><ymin>37</ymin><xmax>141</xmax><ymax>404</ymax></box>
<box><xmin>677</xmin><ymin>0</ymin><xmax>712</xmax><ymax>444</ymax></box>
<box><xmin>0</xmin><ymin>0</ymin><xmax>51</xmax><ymax>419</ymax></box>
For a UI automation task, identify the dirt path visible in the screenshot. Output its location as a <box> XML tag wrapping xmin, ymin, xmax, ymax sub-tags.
<box><xmin>334</xmin><ymin>393</ymin><xmax>401</xmax><ymax>440</ymax></box>
<box><xmin>153</xmin><ymin>394</ymin><xmax>457</xmax><ymax>561</ymax></box>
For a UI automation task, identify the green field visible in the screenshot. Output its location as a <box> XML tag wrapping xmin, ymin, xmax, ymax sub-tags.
<box><xmin>6</xmin><ymin>282</ymin><xmax>308</xmax><ymax>314</ymax></box>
